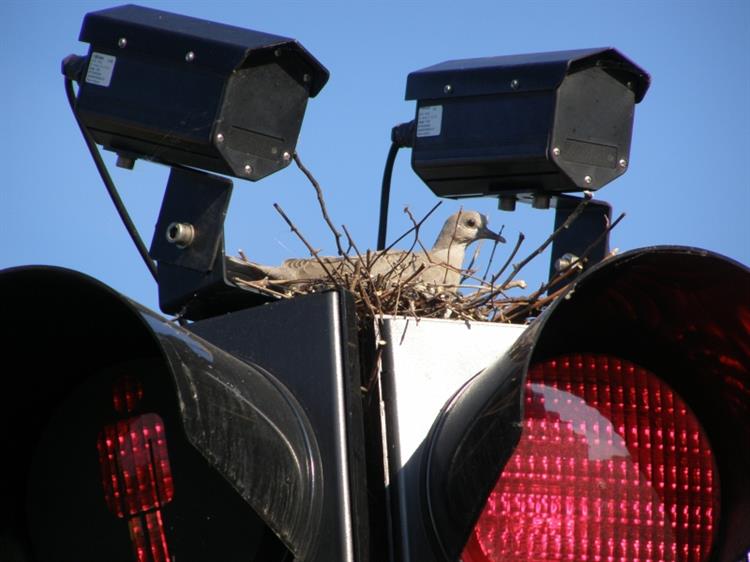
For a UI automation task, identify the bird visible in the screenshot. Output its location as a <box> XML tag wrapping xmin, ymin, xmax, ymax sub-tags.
<box><xmin>238</xmin><ymin>210</ymin><xmax>505</xmax><ymax>289</ymax></box>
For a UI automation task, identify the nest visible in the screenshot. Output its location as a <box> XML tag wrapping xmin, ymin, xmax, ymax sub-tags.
<box><xmin>228</xmin><ymin>154</ymin><xmax>623</xmax><ymax>326</ymax></box>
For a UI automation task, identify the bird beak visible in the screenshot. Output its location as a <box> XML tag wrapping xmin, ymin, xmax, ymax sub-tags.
<box><xmin>478</xmin><ymin>225</ymin><xmax>506</xmax><ymax>244</ymax></box>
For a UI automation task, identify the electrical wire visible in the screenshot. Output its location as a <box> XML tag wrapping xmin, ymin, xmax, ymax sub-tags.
<box><xmin>64</xmin><ymin>77</ymin><xmax>158</xmax><ymax>282</ymax></box>
<box><xmin>377</xmin><ymin>120</ymin><xmax>416</xmax><ymax>251</ymax></box>
<box><xmin>377</xmin><ymin>142</ymin><xmax>400</xmax><ymax>251</ymax></box>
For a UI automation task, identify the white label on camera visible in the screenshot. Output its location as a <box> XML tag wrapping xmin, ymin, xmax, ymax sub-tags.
<box><xmin>85</xmin><ymin>52</ymin><xmax>116</xmax><ymax>87</ymax></box>
<box><xmin>416</xmin><ymin>105</ymin><xmax>442</xmax><ymax>138</ymax></box>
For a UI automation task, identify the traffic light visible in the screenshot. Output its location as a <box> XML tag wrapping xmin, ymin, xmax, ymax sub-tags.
<box><xmin>375</xmin><ymin>246</ymin><xmax>750</xmax><ymax>562</ymax></box>
<box><xmin>4</xmin><ymin>246</ymin><xmax>747</xmax><ymax>561</ymax></box>
<box><xmin>0</xmin><ymin>266</ymin><xmax>369</xmax><ymax>562</ymax></box>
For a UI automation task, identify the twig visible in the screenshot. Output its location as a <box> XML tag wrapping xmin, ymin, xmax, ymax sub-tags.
<box><xmin>368</xmin><ymin>203</ymin><xmax>442</xmax><ymax>279</ymax></box>
<box><xmin>294</xmin><ymin>152</ymin><xmax>348</xmax><ymax>257</ymax></box>
<box><xmin>499</xmin><ymin>192</ymin><xmax>592</xmax><ymax>289</ymax></box>
<box><xmin>463</xmin><ymin>240</ymin><xmax>484</xmax><ymax>283</ymax></box>
<box><xmin>480</xmin><ymin>231</ymin><xmax>504</xmax><ymax>283</ymax></box>
<box><xmin>464</xmin><ymin>233</ymin><xmax>525</xmax><ymax>308</ymax></box>
<box><xmin>491</xmin><ymin>233</ymin><xmax>526</xmax><ymax>285</ymax></box>
<box><xmin>273</xmin><ymin>203</ymin><xmax>342</xmax><ymax>285</ymax></box>
<box><xmin>233</xmin><ymin>278</ymin><xmax>294</xmax><ymax>299</ymax></box>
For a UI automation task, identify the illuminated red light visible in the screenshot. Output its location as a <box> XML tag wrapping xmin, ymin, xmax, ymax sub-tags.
<box><xmin>462</xmin><ymin>353</ymin><xmax>718</xmax><ymax>562</ymax></box>
<box><xmin>112</xmin><ymin>375</ymin><xmax>144</xmax><ymax>414</ymax></box>
<box><xmin>97</xmin><ymin>414</ymin><xmax>174</xmax><ymax>517</ymax></box>
<box><xmin>97</xmin><ymin>376</ymin><xmax>175</xmax><ymax>562</ymax></box>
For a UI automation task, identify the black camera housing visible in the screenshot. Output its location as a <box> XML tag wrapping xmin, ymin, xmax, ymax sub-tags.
<box><xmin>73</xmin><ymin>4</ymin><xmax>329</xmax><ymax>181</ymax></box>
<box><xmin>406</xmin><ymin>48</ymin><xmax>649</xmax><ymax>202</ymax></box>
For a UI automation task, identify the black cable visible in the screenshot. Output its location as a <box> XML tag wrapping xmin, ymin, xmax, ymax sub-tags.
<box><xmin>64</xmin><ymin>77</ymin><xmax>158</xmax><ymax>282</ymax></box>
<box><xmin>377</xmin><ymin>120</ymin><xmax>415</xmax><ymax>251</ymax></box>
<box><xmin>377</xmin><ymin>142</ymin><xmax>399</xmax><ymax>251</ymax></box>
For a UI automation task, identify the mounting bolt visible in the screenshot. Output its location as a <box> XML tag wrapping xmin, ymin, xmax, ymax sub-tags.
<box><xmin>166</xmin><ymin>222</ymin><xmax>195</xmax><ymax>249</ymax></box>
<box><xmin>115</xmin><ymin>154</ymin><xmax>135</xmax><ymax>170</ymax></box>
<box><xmin>532</xmin><ymin>193</ymin><xmax>551</xmax><ymax>209</ymax></box>
<box><xmin>555</xmin><ymin>253</ymin><xmax>582</xmax><ymax>272</ymax></box>
<box><xmin>498</xmin><ymin>195</ymin><xmax>517</xmax><ymax>212</ymax></box>
<box><xmin>618</xmin><ymin>158</ymin><xmax>628</xmax><ymax>169</ymax></box>
<box><xmin>510</xmin><ymin>79</ymin><xmax>520</xmax><ymax>90</ymax></box>
<box><xmin>215</xmin><ymin>133</ymin><xmax>224</xmax><ymax>143</ymax></box>
<box><xmin>584</xmin><ymin>175</ymin><xmax>593</xmax><ymax>185</ymax></box>
<box><xmin>185</xmin><ymin>51</ymin><xmax>195</xmax><ymax>62</ymax></box>
<box><xmin>118</xmin><ymin>37</ymin><xmax>127</xmax><ymax>48</ymax></box>
<box><xmin>244</xmin><ymin>164</ymin><xmax>253</xmax><ymax>174</ymax></box>
<box><xmin>282</xmin><ymin>151</ymin><xmax>291</xmax><ymax>162</ymax></box>
<box><xmin>443</xmin><ymin>84</ymin><xmax>453</xmax><ymax>94</ymax></box>
<box><xmin>552</xmin><ymin>147</ymin><xmax>561</xmax><ymax>157</ymax></box>
<box><xmin>303</xmin><ymin>73</ymin><xmax>311</xmax><ymax>83</ymax></box>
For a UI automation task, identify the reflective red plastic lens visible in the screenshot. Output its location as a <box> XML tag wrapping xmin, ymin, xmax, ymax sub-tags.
<box><xmin>97</xmin><ymin>414</ymin><xmax>174</xmax><ymax>517</ymax></box>
<box><xmin>462</xmin><ymin>353</ymin><xmax>718</xmax><ymax>562</ymax></box>
<box><xmin>96</xmin><ymin>376</ymin><xmax>175</xmax><ymax>562</ymax></box>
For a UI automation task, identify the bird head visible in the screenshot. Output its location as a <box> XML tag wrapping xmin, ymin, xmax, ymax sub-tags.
<box><xmin>433</xmin><ymin>210</ymin><xmax>506</xmax><ymax>250</ymax></box>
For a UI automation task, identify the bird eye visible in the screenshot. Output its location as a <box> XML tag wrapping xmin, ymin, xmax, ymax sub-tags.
<box><xmin>466</xmin><ymin>218</ymin><xmax>477</xmax><ymax>228</ymax></box>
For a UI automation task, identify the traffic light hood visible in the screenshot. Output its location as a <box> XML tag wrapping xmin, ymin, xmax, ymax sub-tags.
<box><xmin>423</xmin><ymin>246</ymin><xmax>750</xmax><ymax>561</ymax></box>
<box><xmin>0</xmin><ymin>266</ymin><xmax>366</xmax><ymax>561</ymax></box>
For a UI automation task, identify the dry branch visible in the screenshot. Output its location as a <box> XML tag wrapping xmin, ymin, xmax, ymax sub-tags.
<box><xmin>230</xmin><ymin>158</ymin><xmax>623</xmax><ymax>326</ymax></box>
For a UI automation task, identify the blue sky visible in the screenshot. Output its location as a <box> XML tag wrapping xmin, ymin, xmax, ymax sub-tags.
<box><xmin>2</xmin><ymin>0</ymin><xmax>748</xmax><ymax>315</ymax></box>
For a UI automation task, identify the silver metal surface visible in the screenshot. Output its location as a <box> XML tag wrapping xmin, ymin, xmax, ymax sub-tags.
<box><xmin>377</xmin><ymin>315</ymin><xmax>525</xmax><ymax>562</ymax></box>
<box><xmin>165</xmin><ymin>222</ymin><xmax>195</xmax><ymax>249</ymax></box>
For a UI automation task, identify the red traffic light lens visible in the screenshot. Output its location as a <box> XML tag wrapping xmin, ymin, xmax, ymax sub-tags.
<box><xmin>462</xmin><ymin>353</ymin><xmax>718</xmax><ymax>562</ymax></box>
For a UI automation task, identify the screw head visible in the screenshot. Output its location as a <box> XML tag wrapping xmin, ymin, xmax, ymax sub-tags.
<box><xmin>443</xmin><ymin>84</ymin><xmax>453</xmax><ymax>94</ymax></box>
<box><xmin>584</xmin><ymin>175</ymin><xmax>593</xmax><ymax>185</ymax></box>
<box><xmin>166</xmin><ymin>222</ymin><xmax>195</xmax><ymax>249</ymax></box>
<box><xmin>282</xmin><ymin>151</ymin><xmax>291</xmax><ymax>162</ymax></box>
<box><xmin>185</xmin><ymin>51</ymin><xmax>195</xmax><ymax>62</ymax></box>
<box><xmin>618</xmin><ymin>158</ymin><xmax>628</xmax><ymax>169</ymax></box>
<box><xmin>552</xmin><ymin>147</ymin><xmax>561</xmax><ymax>157</ymax></box>
<box><xmin>215</xmin><ymin>133</ymin><xmax>224</xmax><ymax>143</ymax></box>
<box><xmin>510</xmin><ymin>79</ymin><xmax>520</xmax><ymax>90</ymax></box>
<box><xmin>118</xmin><ymin>37</ymin><xmax>127</xmax><ymax>48</ymax></box>
<box><xmin>244</xmin><ymin>164</ymin><xmax>253</xmax><ymax>174</ymax></box>
<box><xmin>303</xmin><ymin>73</ymin><xmax>311</xmax><ymax>83</ymax></box>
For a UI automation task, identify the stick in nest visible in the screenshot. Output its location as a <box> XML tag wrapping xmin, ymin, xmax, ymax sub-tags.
<box><xmin>237</xmin><ymin>157</ymin><xmax>623</xmax><ymax>325</ymax></box>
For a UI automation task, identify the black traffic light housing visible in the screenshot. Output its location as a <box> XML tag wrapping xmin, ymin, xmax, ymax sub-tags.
<box><xmin>68</xmin><ymin>4</ymin><xmax>328</xmax><ymax>181</ymax></box>
<box><xmin>0</xmin><ymin>267</ymin><xmax>368</xmax><ymax>562</ymax></box>
<box><xmin>405</xmin><ymin>48</ymin><xmax>650</xmax><ymax>205</ymax></box>
<box><xmin>374</xmin><ymin>247</ymin><xmax>750</xmax><ymax>562</ymax></box>
<box><xmin>4</xmin><ymin>248</ymin><xmax>749</xmax><ymax>561</ymax></box>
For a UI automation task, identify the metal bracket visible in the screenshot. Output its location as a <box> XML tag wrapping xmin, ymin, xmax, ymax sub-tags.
<box><xmin>548</xmin><ymin>195</ymin><xmax>612</xmax><ymax>286</ymax></box>
<box><xmin>149</xmin><ymin>166</ymin><xmax>274</xmax><ymax>320</ymax></box>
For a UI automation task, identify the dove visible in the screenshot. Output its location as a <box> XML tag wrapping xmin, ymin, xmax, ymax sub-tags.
<box><xmin>242</xmin><ymin>210</ymin><xmax>504</xmax><ymax>288</ymax></box>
